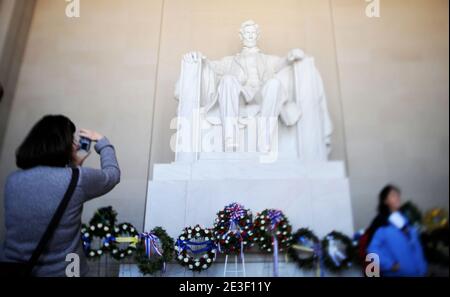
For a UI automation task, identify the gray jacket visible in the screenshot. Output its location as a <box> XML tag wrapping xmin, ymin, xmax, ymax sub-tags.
<box><xmin>2</xmin><ymin>137</ymin><xmax>120</xmax><ymax>276</ymax></box>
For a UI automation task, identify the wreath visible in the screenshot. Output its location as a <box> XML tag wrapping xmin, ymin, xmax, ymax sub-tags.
<box><xmin>89</xmin><ymin>206</ymin><xmax>118</xmax><ymax>228</ymax></box>
<box><xmin>213</xmin><ymin>203</ymin><xmax>255</xmax><ymax>254</ymax></box>
<box><xmin>106</xmin><ymin>223</ymin><xmax>140</xmax><ymax>261</ymax></box>
<box><xmin>288</xmin><ymin>228</ymin><xmax>320</xmax><ymax>269</ymax></box>
<box><xmin>175</xmin><ymin>225</ymin><xmax>217</xmax><ymax>272</ymax></box>
<box><xmin>400</xmin><ymin>201</ymin><xmax>422</xmax><ymax>227</ymax></box>
<box><xmin>253</xmin><ymin>209</ymin><xmax>293</xmax><ymax>253</ymax></box>
<box><xmin>81</xmin><ymin>223</ymin><xmax>110</xmax><ymax>260</ymax></box>
<box><xmin>135</xmin><ymin>227</ymin><xmax>175</xmax><ymax>275</ymax></box>
<box><xmin>322</xmin><ymin>231</ymin><xmax>354</xmax><ymax>271</ymax></box>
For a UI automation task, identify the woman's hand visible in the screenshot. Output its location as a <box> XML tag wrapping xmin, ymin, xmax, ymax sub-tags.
<box><xmin>79</xmin><ymin>129</ymin><xmax>104</xmax><ymax>142</ymax></box>
<box><xmin>72</xmin><ymin>150</ymin><xmax>91</xmax><ymax>167</ymax></box>
<box><xmin>392</xmin><ymin>263</ymin><xmax>400</xmax><ymax>272</ymax></box>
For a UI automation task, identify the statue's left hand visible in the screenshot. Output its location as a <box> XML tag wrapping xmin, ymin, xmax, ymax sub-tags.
<box><xmin>287</xmin><ymin>48</ymin><xmax>305</xmax><ymax>64</ymax></box>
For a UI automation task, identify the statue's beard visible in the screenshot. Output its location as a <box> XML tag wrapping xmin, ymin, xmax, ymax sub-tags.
<box><xmin>242</xmin><ymin>40</ymin><xmax>258</xmax><ymax>49</ymax></box>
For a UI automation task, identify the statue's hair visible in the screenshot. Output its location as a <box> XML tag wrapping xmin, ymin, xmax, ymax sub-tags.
<box><xmin>240</xmin><ymin>20</ymin><xmax>260</xmax><ymax>35</ymax></box>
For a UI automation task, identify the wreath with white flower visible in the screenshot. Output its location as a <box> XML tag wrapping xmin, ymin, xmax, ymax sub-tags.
<box><xmin>322</xmin><ymin>231</ymin><xmax>354</xmax><ymax>271</ymax></box>
<box><xmin>81</xmin><ymin>223</ymin><xmax>110</xmax><ymax>260</ymax></box>
<box><xmin>106</xmin><ymin>223</ymin><xmax>140</xmax><ymax>261</ymax></box>
<box><xmin>213</xmin><ymin>203</ymin><xmax>255</xmax><ymax>254</ymax></box>
<box><xmin>135</xmin><ymin>227</ymin><xmax>175</xmax><ymax>275</ymax></box>
<box><xmin>253</xmin><ymin>209</ymin><xmax>293</xmax><ymax>253</ymax></box>
<box><xmin>175</xmin><ymin>225</ymin><xmax>217</xmax><ymax>272</ymax></box>
<box><xmin>288</xmin><ymin>228</ymin><xmax>320</xmax><ymax>269</ymax></box>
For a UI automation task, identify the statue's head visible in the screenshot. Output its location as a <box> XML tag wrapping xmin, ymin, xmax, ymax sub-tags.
<box><xmin>239</xmin><ymin>20</ymin><xmax>260</xmax><ymax>48</ymax></box>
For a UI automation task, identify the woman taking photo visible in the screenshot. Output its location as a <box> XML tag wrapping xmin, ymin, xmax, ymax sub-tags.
<box><xmin>365</xmin><ymin>185</ymin><xmax>428</xmax><ymax>277</ymax></box>
<box><xmin>1</xmin><ymin>115</ymin><xmax>120</xmax><ymax>276</ymax></box>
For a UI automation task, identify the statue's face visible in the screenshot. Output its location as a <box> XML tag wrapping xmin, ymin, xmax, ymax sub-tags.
<box><xmin>240</xmin><ymin>25</ymin><xmax>259</xmax><ymax>48</ymax></box>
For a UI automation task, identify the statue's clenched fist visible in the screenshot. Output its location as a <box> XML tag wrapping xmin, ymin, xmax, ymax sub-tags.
<box><xmin>183</xmin><ymin>51</ymin><xmax>205</xmax><ymax>63</ymax></box>
<box><xmin>287</xmin><ymin>48</ymin><xmax>305</xmax><ymax>64</ymax></box>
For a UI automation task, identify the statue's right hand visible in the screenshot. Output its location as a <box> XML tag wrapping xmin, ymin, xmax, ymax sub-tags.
<box><xmin>183</xmin><ymin>51</ymin><xmax>205</xmax><ymax>63</ymax></box>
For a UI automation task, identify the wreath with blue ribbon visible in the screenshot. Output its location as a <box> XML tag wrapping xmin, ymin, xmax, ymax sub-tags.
<box><xmin>322</xmin><ymin>231</ymin><xmax>354</xmax><ymax>271</ymax></box>
<box><xmin>253</xmin><ymin>209</ymin><xmax>293</xmax><ymax>253</ymax></box>
<box><xmin>135</xmin><ymin>227</ymin><xmax>175</xmax><ymax>275</ymax></box>
<box><xmin>106</xmin><ymin>223</ymin><xmax>140</xmax><ymax>261</ymax></box>
<box><xmin>288</xmin><ymin>228</ymin><xmax>321</xmax><ymax>269</ymax></box>
<box><xmin>213</xmin><ymin>203</ymin><xmax>255</xmax><ymax>254</ymax></box>
<box><xmin>175</xmin><ymin>225</ymin><xmax>217</xmax><ymax>272</ymax></box>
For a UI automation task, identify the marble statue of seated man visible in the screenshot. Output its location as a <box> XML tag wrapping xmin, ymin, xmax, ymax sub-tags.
<box><xmin>181</xmin><ymin>20</ymin><xmax>304</xmax><ymax>152</ymax></box>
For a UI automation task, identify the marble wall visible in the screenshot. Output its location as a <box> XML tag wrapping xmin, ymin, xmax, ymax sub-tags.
<box><xmin>0</xmin><ymin>0</ymin><xmax>448</xmax><ymax>240</ymax></box>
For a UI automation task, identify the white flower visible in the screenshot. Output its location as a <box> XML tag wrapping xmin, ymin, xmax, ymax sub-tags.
<box><xmin>112</xmin><ymin>249</ymin><xmax>118</xmax><ymax>254</ymax></box>
<box><xmin>206</xmin><ymin>258</ymin><xmax>212</xmax><ymax>263</ymax></box>
<box><xmin>104</xmin><ymin>226</ymin><xmax>109</xmax><ymax>231</ymax></box>
<box><xmin>89</xmin><ymin>251</ymin><xmax>95</xmax><ymax>256</ymax></box>
<box><xmin>205</xmin><ymin>230</ymin><xmax>209</xmax><ymax>234</ymax></box>
<box><xmin>178</xmin><ymin>255</ymin><xmax>183</xmax><ymax>260</ymax></box>
<box><xmin>97</xmin><ymin>250</ymin><xmax>103</xmax><ymax>255</ymax></box>
<box><xmin>104</xmin><ymin>242</ymin><xmax>109</xmax><ymax>247</ymax></box>
<box><xmin>123</xmin><ymin>225</ymin><xmax>128</xmax><ymax>230</ymax></box>
<box><xmin>202</xmin><ymin>264</ymin><xmax>208</xmax><ymax>269</ymax></box>
<box><xmin>276</xmin><ymin>231</ymin><xmax>281</xmax><ymax>235</ymax></box>
<box><xmin>120</xmin><ymin>253</ymin><xmax>125</xmax><ymax>258</ymax></box>
<box><xmin>127</xmin><ymin>250</ymin><xmax>132</xmax><ymax>254</ymax></box>
<box><xmin>204</xmin><ymin>237</ymin><xmax>209</xmax><ymax>241</ymax></box>
<box><xmin>115</xmin><ymin>228</ymin><xmax>120</xmax><ymax>233</ymax></box>
<box><xmin>267</xmin><ymin>248</ymin><xmax>272</xmax><ymax>252</ymax></box>
<box><xmin>195</xmin><ymin>262</ymin><xmax>200</xmax><ymax>267</ymax></box>
<box><xmin>130</xmin><ymin>228</ymin><xmax>135</xmax><ymax>232</ymax></box>
<box><xmin>282</xmin><ymin>231</ymin><xmax>287</xmax><ymax>235</ymax></box>
<box><xmin>106</xmin><ymin>233</ymin><xmax>111</xmax><ymax>238</ymax></box>
<box><xmin>189</xmin><ymin>265</ymin><xmax>193</xmax><ymax>269</ymax></box>
<box><xmin>195</xmin><ymin>227</ymin><xmax>200</xmax><ymax>231</ymax></box>
<box><xmin>260</xmin><ymin>226</ymin><xmax>265</xmax><ymax>230</ymax></box>
<box><xmin>84</xmin><ymin>233</ymin><xmax>90</xmax><ymax>238</ymax></box>
<box><xmin>97</xmin><ymin>223</ymin><xmax>103</xmax><ymax>228</ymax></box>
<box><xmin>184</xmin><ymin>258</ymin><xmax>189</xmax><ymax>263</ymax></box>
<box><xmin>90</xmin><ymin>226</ymin><xmax>95</xmax><ymax>231</ymax></box>
<box><xmin>180</xmin><ymin>236</ymin><xmax>185</xmax><ymax>241</ymax></box>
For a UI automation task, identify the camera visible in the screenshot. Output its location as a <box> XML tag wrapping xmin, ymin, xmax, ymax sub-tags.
<box><xmin>79</xmin><ymin>137</ymin><xmax>92</xmax><ymax>152</ymax></box>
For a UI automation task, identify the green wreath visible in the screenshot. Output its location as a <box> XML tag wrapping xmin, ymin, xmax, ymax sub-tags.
<box><xmin>89</xmin><ymin>206</ymin><xmax>118</xmax><ymax>227</ymax></box>
<box><xmin>107</xmin><ymin>223</ymin><xmax>140</xmax><ymax>261</ymax></box>
<box><xmin>322</xmin><ymin>231</ymin><xmax>354</xmax><ymax>271</ymax></box>
<box><xmin>288</xmin><ymin>228</ymin><xmax>320</xmax><ymax>269</ymax></box>
<box><xmin>253</xmin><ymin>209</ymin><xmax>293</xmax><ymax>253</ymax></box>
<box><xmin>135</xmin><ymin>227</ymin><xmax>175</xmax><ymax>275</ymax></box>
<box><xmin>81</xmin><ymin>223</ymin><xmax>110</xmax><ymax>260</ymax></box>
<box><xmin>175</xmin><ymin>225</ymin><xmax>217</xmax><ymax>272</ymax></box>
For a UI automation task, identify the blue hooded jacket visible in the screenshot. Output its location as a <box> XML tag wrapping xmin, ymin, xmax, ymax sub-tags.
<box><xmin>367</xmin><ymin>215</ymin><xmax>428</xmax><ymax>277</ymax></box>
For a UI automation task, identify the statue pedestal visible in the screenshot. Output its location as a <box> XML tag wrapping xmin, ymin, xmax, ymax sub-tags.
<box><xmin>144</xmin><ymin>157</ymin><xmax>354</xmax><ymax>238</ymax></box>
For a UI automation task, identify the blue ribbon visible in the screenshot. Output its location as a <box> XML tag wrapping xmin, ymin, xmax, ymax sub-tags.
<box><xmin>176</xmin><ymin>239</ymin><xmax>217</xmax><ymax>255</ymax></box>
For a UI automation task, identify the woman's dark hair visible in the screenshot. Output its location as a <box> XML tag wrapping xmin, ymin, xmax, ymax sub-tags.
<box><xmin>377</xmin><ymin>184</ymin><xmax>401</xmax><ymax>217</ymax></box>
<box><xmin>16</xmin><ymin>115</ymin><xmax>76</xmax><ymax>169</ymax></box>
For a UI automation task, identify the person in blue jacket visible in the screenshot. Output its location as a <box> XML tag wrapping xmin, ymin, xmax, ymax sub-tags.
<box><xmin>367</xmin><ymin>185</ymin><xmax>428</xmax><ymax>277</ymax></box>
